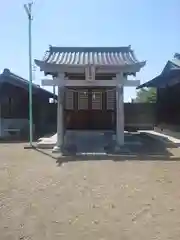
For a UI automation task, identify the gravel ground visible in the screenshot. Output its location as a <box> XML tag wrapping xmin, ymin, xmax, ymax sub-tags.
<box><xmin>0</xmin><ymin>136</ymin><xmax>180</xmax><ymax>240</ymax></box>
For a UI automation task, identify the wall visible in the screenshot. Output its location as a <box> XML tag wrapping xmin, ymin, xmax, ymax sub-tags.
<box><xmin>157</xmin><ymin>83</ymin><xmax>180</xmax><ymax>125</ymax></box>
<box><xmin>0</xmin><ymin>118</ymin><xmax>30</xmax><ymax>138</ymax></box>
<box><xmin>124</xmin><ymin>103</ymin><xmax>156</xmax><ymax>129</ymax></box>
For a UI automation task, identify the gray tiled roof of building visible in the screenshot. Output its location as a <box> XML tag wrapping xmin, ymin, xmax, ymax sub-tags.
<box><xmin>36</xmin><ymin>46</ymin><xmax>145</xmax><ymax>66</ymax></box>
<box><xmin>172</xmin><ymin>53</ymin><xmax>180</xmax><ymax>67</ymax></box>
<box><xmin>137</xmin><ymin>53</ymin><xmax>180</xmax><ymax>89</ymax></box>
<box><xmin>0</xmin><ymin>68</ymin><xmax>56</xmax><ymax>98</ymax></box>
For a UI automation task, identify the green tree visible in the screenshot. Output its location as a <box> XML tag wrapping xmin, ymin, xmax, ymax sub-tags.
<box><xmin>135</xmin><ymin>88</ymin><xmax>156</xmax><ymax>103</ymax></box>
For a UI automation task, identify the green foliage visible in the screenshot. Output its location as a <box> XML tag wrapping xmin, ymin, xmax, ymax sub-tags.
<box><xmin>135</xmin><ymin>88</ymin><xmax>157</xmax><ymax>103</ymax></box>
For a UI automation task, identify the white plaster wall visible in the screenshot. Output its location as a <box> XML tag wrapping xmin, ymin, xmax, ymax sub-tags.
<box><xmin>0</xmin><ymin>118</ymin><xmax>30</xmax><ymax>138</ymax></box>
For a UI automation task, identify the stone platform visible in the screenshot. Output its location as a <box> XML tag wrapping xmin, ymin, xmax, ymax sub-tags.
<box><xmin>36</xmin><ymin>130</ymin><xmax>143</xmax><ymax>154</ymax></box>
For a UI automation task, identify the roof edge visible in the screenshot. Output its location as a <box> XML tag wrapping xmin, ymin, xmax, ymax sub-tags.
<box><xmin>0</xmin><ymin>68</ymin><xmax>57</xmax><ymax>97</ymax></box>
<box><xmin>35</xmin><ymin>59</ymin><xmax>146</xmax><ymax>68</ymax></box>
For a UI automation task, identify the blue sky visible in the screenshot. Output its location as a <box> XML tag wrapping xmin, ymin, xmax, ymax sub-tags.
<box><xmin>0</xmin><ymin>0</ymin><xmax>179</xmax><ymax>101</ymax></box>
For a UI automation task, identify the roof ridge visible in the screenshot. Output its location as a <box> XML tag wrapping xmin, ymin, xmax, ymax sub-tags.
<box><xmin>3</xmin><ymin>68</ymin><xmax>28</xmax><ymax>82</ymax></box>
<box><xmin>0</xmin><ymin>68</ymin><xmax>56</xmax><ymax>97</ymax></box>
<box><xmin>2</xmin><ymin>69</ymin><xmax>40</xmax><ymax>87</ymax></box>
<box><xmin>174</xmin><ymin>53</ymin><xmax>180</xmax><ymax>60</ymax></box>
<box><xmin>49</xmin><ymin>46</ymin><xmax>132</xmax><ymax>53</ymax></box>
<box><xmin>10</xmin><ymin>72</ymin><xmax>28</xmax><ymax>83</ymax></box>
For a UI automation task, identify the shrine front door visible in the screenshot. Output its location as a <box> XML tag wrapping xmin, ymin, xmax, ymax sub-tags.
<box><xmin>65</xmin><ymin>88</ymin><xmax>115</xmax><ymax>130</ymax></box>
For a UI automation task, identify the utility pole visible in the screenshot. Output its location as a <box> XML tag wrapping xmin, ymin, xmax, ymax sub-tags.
<box><xmin>24</xmin><ymin>2</ymin><xmax>33</xmax><ymax>146</ymax></box>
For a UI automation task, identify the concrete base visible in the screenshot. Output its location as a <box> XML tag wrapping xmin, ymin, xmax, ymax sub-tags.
<box><xmin>114</xmin><ymin>144</ymin><xmax>130</xmax><ymax>154</ymax></box>
<box><xmin>114</xmin><ymin>144</ymin><xmax>122</xmax><ymax>152</ymax></box>
<box><xmin>24</xmin><ymin>144</ymin><xmax>36</xmax><ymax>149</ymax></box>
<box><xmin>141</xmin><ymin>130</ymin><xmax>180</xmax><ymax>144</ymax></box>
<box><xmin>36</xmin><ymin>142</ymin><xmax>55</xmax><ymax>149</ymax></box>
<box><xmin>52</xmin><ymin>145</ymin><xmax>63</xmax><ymax>153</ymax></box>
<box><xmin>65</xmin><ymin>144</ymin><xmax>77</xmax><ymax>154</ymax></box>
<box><xmin>36</xmin><ymin>133</ymin><xmax>57</xmax><ymax>149</ymax></box>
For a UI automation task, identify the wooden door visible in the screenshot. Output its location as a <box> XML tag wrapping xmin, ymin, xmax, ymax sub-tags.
<box><xmin>90</xmin><ymin>89</ymin><xmax>115</xmax><ymax>130</ymax></box>
<box><xmin>65</xmin><ymin>88</ymin><xmax>116</xmax><ymax>130</ymax></box>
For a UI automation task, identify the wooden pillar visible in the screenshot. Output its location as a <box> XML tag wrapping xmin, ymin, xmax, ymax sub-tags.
<box><xmin>53</xmin><ymin>76</ymin><xmax>65</xmax><ymax>152</ymax></box>
<box><xmin>53</xmin><ymin>85</ymin><xmax>56</xmax><ymax>103</ymax></box>
<box><xmin>115</xmin><ymin>73</ymin><xmax>125</xmax><ymax>150</ymax></box>
<box><xmin>116</xmin><ymin>85</ymin><xmax>124</xmax><ymax>146</ymax></box>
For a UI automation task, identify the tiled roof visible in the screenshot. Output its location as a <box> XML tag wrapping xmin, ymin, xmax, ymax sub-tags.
<box><xmin>35</xmin><ymin>46</ymin><xmax>145</xmax><ymax>66</ymax></box>
<box><xmin>137</xmin><ymin>54</ymin><xmax>180</xmax><ymax>89</ymax></box>
<box><xmin>171</xmin><ymin>53</ymin><xmax>180</xmax><ymax>67</ymax></box>
<box><xmin>174</xmin><ymin>53</ymin><xmax>180</xmax><ymax>61</ymax></box>
<box><xmin>0</xmin><ymin>68</ymin><xmax>56</xmax><ymax>98</ymax></box>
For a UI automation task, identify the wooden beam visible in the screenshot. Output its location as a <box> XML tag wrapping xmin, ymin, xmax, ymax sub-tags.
<box><xmin>35</xmin><ymin>60</ymin><xmax>145</xmax><ymax>75</ymax></box>
<box><xmin>41</xmin><ymin>79</ymin><xmax>63</xmax><ymax>86</ymax></box>
<box><xmin>65</xmin><ymin>80</ymin><xmax>117</xmax><ymax>87</ymax></box>
<box><xmin>41</xmin><ymin>79</ymin><xmax>140</xmax><ymax>87</ymax></box>
<box><xmin>124</xmin><ymin>80</ymin><xmax>140</xmax><ymax>87</ymax></box>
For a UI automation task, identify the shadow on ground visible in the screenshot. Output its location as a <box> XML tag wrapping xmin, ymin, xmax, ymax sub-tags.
<box><xmin>31</xmin><ymin>132</ymin><xmax>180</xmax><ymax>165</ymax></box>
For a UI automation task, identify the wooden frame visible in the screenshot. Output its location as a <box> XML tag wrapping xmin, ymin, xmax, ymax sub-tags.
<box><xmin>41</xmin><ymin>79</ymin><xmax>140</xmax><ymax>87</ymax></box>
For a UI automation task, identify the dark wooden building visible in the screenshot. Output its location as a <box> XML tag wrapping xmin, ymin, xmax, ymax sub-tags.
<box><xmin>0</xmin><ymin>68</ymin><xmax>56</xmax><ymax>139</ymax></box>
<box><xmin>137</xmin><ymin>53</ymin><xmax>180</xmax><ymax>128</ymax></box>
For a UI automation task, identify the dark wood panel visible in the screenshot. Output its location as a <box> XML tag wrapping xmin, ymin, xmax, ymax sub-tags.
<box><xmin>90</xmin><ymin>110</ymin><xmax>114</xmax><ymax>130</ymax></box>
<box><xmin>65</xmin><ymin>87</ymin><xmax>115</xmax><ymax>130</ymax></box>
<box><xmin>65</xmin><ymin>111</ymin><xmax>88</xmax><ymax>129</ymax></box>
<box><xmin>65</xmin><ymin>110</ymin><xmax>114</xmax><ymax>130</ymax></box>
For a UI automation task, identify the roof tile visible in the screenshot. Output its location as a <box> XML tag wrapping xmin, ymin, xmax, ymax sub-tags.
<box><xmin>0</xmin><ymin>69</ymin><xmax>56</xmax><ymax>98</ymax></box>
<box><xmin>37</xmin><ymin>46</ymin><xmax>143</xmax><ymax>66</ymax></box>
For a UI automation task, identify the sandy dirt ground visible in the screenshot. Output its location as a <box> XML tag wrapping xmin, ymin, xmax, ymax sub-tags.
<box><xmin>1</xmin><ymin>137</ymin><xmax>180</xmax><ymax>240</ymax></box>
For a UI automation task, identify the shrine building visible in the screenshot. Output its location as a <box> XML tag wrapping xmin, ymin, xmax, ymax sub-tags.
<box><xmin>35</xmin><ymin>46</ymin><xmax>145</xmax><ymax>152</ymax></box>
